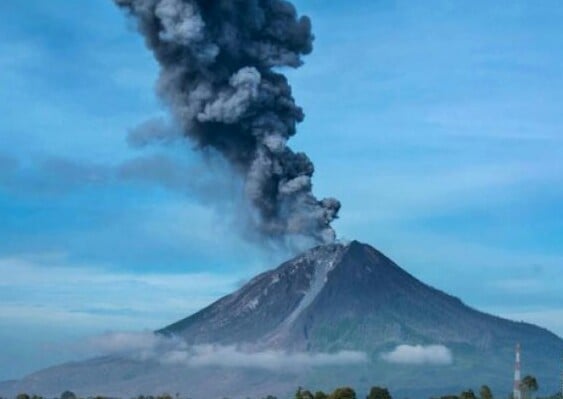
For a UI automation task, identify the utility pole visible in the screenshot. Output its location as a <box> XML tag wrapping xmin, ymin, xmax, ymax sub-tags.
<box><xmin>514</xmin><ymin>343</ymin><xmax>522</xmax><ymax>399</ymax></box>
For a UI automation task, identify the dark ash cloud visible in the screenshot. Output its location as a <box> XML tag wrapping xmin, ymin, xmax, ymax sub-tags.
<box><xmin>114</xmin><ymin>0</ymin><xmax>341</xmax><ymax>246</ymax></box>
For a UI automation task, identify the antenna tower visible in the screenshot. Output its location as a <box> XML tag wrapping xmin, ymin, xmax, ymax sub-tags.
<box><xmin>514</xmin><ymin>343</ymin><xmax>522</xmax><ymax>399</ymax></box>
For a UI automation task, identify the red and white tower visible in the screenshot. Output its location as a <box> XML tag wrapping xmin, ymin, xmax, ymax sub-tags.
<box><xmin>514</xmin><ymin>343</ymin><xmax>522</xmax><ymax>399</ymax></box>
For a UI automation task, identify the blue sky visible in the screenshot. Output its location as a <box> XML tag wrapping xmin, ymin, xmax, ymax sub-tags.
<box><xmin>1</xmin><ymin>0</ymin><xmax>562</xmax><ymax>380</ymax></box>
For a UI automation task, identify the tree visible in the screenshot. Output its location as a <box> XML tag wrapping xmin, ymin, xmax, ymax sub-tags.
<box><xmin>16</xmin><ymin>394</ymin><xmax>30</xmax><ymax>399</ymax></box>
<box><xmin>460</xmin><ymin>390</ymin><xmax>477</xmax><ymax>399</ymax></box>
<box><xmin>60</xmin><ymin>391</ymin><xmax>76</xmax><ymax>399</ymax></box>
<box><xmin>520</xmin><ymin>375</ymin><xmax>539</xmax><ymax>399</ymax></box>
<box><xmin>296</xmin><ymin>388</ymin><xmax>314</xmax><ymax>399</ymax></box>
<box><xmin>480</xmin><ymin>385</ymin><xmax>494</xmax><ymax>399</ymax></box>
<box><xmin>328</xmin><ymin>387</ymin><xmax>357</xmax><ymax>399</ymax></box>
<box><xmin>367</xmin><ymin>386</ymin><xmax>392</xmax><ymax>399</ymax></box>
<box><xmin>314</xmin><ymin>392</ymin><xmax>328</xmax><ymax>399</ymax></box>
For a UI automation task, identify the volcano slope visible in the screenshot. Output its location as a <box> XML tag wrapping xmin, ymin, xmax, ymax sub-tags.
<box><xmin>5</xmin><ymin>241</ymin><xmax>562</xmax><ymax>398</ymax></box>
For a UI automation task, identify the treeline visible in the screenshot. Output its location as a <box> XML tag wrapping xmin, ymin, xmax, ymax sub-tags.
<box><xmin>430</xmin><ymin>374</ymin><xmax>551</xmax><ymax>399</ymax></box>
<box><xmin>294</xmin><ymin>385</ymin><xmax>391</xmax><ymax>399</ymax></box>
<box><xmin>295</xmin><ymin>385</ymin><xmax>561</xmax><ymax>399</ymax></box>
<box><xmin>296</xmin><ymin>385</ymin><xmax>499</xmax><ymax>399</ymax></box>
<box><xmin>3</xmin><ymin>377</ymin><xmax>562</xmax><ymax>399</ymax></box>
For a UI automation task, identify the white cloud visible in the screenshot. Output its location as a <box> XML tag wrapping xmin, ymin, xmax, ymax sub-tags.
<box><xmin>0</xmin><ymin>253</ymin><xmax>242</xmax><ymax>330</ymax></box>
<box><xmin>86</xmin><ymin>331</ymin><xmax>368</xmax><ymax>370</ymax></box>
<box><xmin>177</xmin><ymin>345</ymin><xmax>368</xmax><ymax>369</ymax></box>
<box><xmin>381</xmin><ymin>344</ymin><xmax>453</xmax><ymax>365</ymax></box>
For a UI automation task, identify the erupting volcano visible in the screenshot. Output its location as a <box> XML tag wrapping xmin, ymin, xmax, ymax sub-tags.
<box><xmin>4</xmin><ymin>241</ymin><xmax>562</xmax><ymax>398</ymax></box>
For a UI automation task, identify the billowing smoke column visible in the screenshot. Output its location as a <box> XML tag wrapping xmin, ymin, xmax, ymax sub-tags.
<box><xmin>114</xmin><ymin>0</ymin><xmax>340</xmax><ymax>244</ymax></box>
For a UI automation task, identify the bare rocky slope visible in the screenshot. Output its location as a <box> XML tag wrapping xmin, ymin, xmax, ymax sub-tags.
<box><xmin>3</xmin><ymin>241</ymin><xmax>562</xmax><ymax>398</ymax></box>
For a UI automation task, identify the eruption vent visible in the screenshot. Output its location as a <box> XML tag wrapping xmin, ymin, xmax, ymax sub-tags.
<box><xmin>114</xmin><ymin>0</ymin><xmax>340</xmax><ymax>245</ymax></box>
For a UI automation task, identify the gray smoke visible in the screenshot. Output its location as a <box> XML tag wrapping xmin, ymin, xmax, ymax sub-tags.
<box><xmin>114</xmin><ymin>0</ymin><xmax>340</xmax><ymax>245</ymax></box>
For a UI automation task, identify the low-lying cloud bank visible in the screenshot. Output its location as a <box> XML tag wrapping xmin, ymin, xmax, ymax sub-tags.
<box><xmin>381</xmin><ymin>344</ymin><xmax>453</xmax><ymax>365</ymax></box>
<box><xmin>88</xmin><ymin>331</ymin><xmax>368</xmax><ymax>370</ymax></box>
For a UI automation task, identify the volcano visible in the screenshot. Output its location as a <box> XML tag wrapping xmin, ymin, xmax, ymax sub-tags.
<box><xmin>4</xmin><ymin>241</ymin><xmax>562</xmax><ymax>398</ymax></box>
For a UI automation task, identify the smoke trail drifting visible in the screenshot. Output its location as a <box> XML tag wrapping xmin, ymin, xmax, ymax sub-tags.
<box><xmin>114</xmin><ymin>0</ymin><xmax>340</xmax><ymax>245</ymax></box>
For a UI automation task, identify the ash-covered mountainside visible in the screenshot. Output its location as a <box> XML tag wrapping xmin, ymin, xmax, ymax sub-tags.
<box><xmin>161</xmin><ymin>241</ymin><xmax>561</xmax><ymax>355</ymax></box>
<box><xmin>3</xmin><ymin>241</ymin><xmax>562</xmax><ymax>399</ymax></box>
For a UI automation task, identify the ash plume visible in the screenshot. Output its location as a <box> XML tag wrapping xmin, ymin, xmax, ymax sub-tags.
<box><xmin>114</xmin><ymin>0</ymin><xmax>340</xmax><ymax>245</ymax></box>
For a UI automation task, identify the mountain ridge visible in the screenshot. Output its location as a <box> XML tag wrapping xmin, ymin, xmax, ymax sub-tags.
<box><xmin>161</xmin><ymin>240</ymin><xmax>560</xmax><ymax>353</ymax></box>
